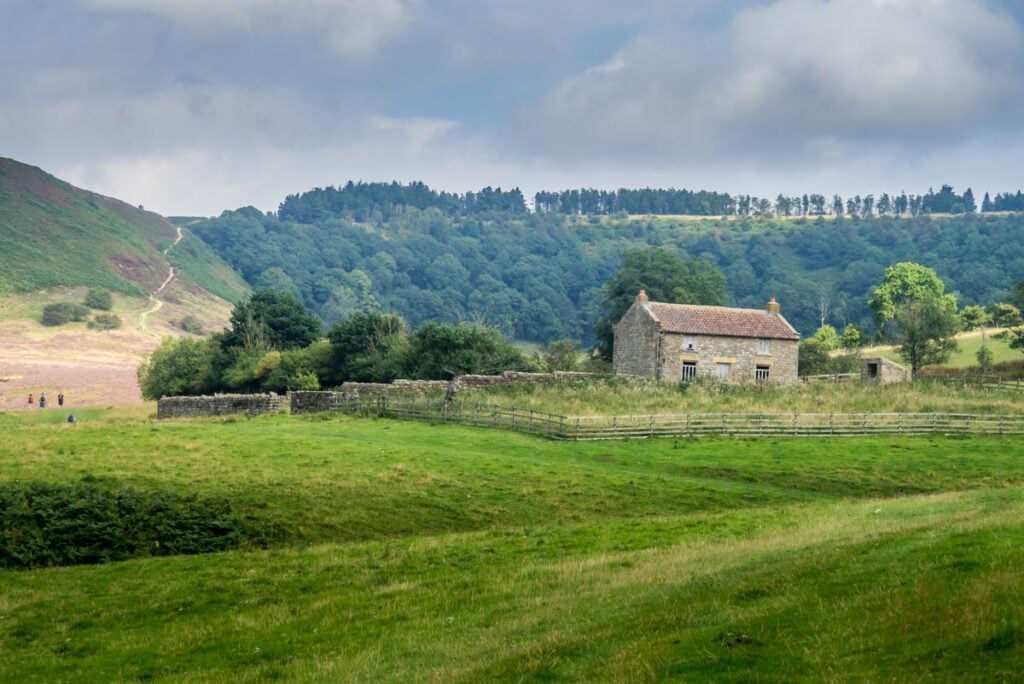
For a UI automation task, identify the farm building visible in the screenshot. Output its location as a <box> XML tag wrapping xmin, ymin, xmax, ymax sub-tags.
<box><xmin>861</xmin><ymin>356</ymin><xmax>912</xmax><ymax>384</ymax></box>
<box><xmin>613</xmin><ymin>291</ymin><xmax>800</xmax><ymax>383</ymax></box>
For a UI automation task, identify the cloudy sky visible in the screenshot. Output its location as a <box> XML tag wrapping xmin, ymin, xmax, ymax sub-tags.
<box><xmin>2</xmin><ymin>0</ymin><xmax>1023</xmax><ymax>215</ymax></box>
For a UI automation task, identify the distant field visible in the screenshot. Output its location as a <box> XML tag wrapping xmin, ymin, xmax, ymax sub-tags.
<box><xmin>1</xmin><ymin>409</ymin><xmax>1023</xmax><ymax>680</ymax></box>
<box><xmin>861</xmin><ymin>328</ymin><xmax>1023</xmax><ymax>371</ymax></box>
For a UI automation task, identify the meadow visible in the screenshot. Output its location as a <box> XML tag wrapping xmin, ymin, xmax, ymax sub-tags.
<box><xmin>1</xmin><ymin>406</ymin><xmax>1023</xmax><ymax>680</ymax></box>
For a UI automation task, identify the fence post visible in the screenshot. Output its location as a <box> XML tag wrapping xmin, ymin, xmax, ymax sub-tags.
<box><xmin>575</xmin><ymin>417</ymin><xmax>581</xmax><ymax>441</ymax></box>
<box><xmin>560</xmin><ymin>415</ymin><xmax>566</xmax><ymax>439</ymax></box>
<box><xmin>829</xmin><ymin>413</ymin><xmax>833</xmax><ymax>436</ymax></box>
<box><xmin>649</xmin><ymin>415</ymin><xmax>655</xmax><ymax>438</ymax></box>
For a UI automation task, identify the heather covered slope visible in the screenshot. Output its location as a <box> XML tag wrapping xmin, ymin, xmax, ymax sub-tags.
<box><xmin>0</xmin><ymin>157</ymin><xmax>247</xmax><ymax>301</ymax></box>
<box><xmin>0</xmin><ymin>157</ymin><xmax>248</xmax><ymax>409</ymax></box>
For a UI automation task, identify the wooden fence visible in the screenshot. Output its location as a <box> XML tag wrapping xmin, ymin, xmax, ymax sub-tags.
<box><xmin>325</xmin><ymin>396</ymin><xmax>1024</xmax><ymax>440</ymax></box>
<box><xmin>923</xmin><ymin>374</ymin><xmax>1024</xmax><ymax>393</ymax></box>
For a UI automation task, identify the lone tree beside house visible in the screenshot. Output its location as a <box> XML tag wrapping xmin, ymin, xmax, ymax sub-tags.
<box><xmin>594</xmin><ymin>247</ymin><xmax>727</xmax><ymax>360</ymax></box>
<box><xmin>869</xmin><ymin>262</ymin><xmax>959</xmax><ymax>373</ymax></box>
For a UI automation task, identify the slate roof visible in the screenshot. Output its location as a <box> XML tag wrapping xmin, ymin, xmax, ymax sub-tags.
<box><xmin>644</xmin><ymin>302</ymin><xmax>800</xmax><ymax>340</ymax></box>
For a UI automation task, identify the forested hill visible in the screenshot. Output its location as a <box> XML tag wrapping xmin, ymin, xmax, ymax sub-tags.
<box><xmin>193</xmin><ymin>203</ymin><xmax>1024</xmax><ymax>344</ymax></box>
<box><xmin>278</xmin><ymin>182</ymin><xmax>527</xmax><ymax>223</ymax></box>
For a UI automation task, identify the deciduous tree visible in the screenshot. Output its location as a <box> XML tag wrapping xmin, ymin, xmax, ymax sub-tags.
<box><xmin>594</xmin><ymin>247</ymin><xmax>727</xmax><ymax>360</ymax></box>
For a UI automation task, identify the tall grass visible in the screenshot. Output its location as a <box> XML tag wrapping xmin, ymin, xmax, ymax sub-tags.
<box><xmin>461</xmin><ymin>376</ymin><xmax>1024</xmax><ymax>416</ymax></box>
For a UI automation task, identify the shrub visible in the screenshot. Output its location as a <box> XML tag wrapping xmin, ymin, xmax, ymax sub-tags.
<box><xmin>87</xmin><ymin>313</ymin><xmax>122</xmax><ymax>330</ymax></box>
<box><xmin>0</xmin><ymin>477</ymin><xmax>246</xmax><ymax>569</ymax></box>
<box><xmin>83</xmin><ymin>288</ymin><xmax>113</xmax><ymax>310</ymax></box>
<box><xmin>406</xmin><ymin>321</ymin><xmax>531</xmax><ymax>379</ymax></box>
<box><xmin>138</xmin><ymin>336</ymin><xmax>219</xmax><ymax>399</ymax></box>
<box><xmin>178</xmin><ymin>314</ymin><xmax>204</xmax><ymax>335</ymax></box>
<box><xmin>534</xmin><ymin>339</ymin><xmax>582</xmax><ymax>372</ymax></box>
<box><xmin>41</xmin><ymin>302</ymin><xmax>90</xmax><ymax>326</ymax></box>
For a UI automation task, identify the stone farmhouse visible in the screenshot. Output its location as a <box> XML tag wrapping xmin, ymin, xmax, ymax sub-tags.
<box><xmin>613</xmin><ymin>291</ymin><xmax>800</xmax><ymax>383</ymax></box>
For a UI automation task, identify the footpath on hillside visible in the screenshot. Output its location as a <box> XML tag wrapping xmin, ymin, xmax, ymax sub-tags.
<box><xmin>139</xmin><ymin>225</ymin><xmax>183</xmax><ymax>334</ymax></box>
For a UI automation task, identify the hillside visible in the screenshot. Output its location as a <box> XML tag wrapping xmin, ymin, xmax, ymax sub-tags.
<box><xmin>194</xmin><ymin>200</ymin><xmax>1024</xmax><ymax>343</ymax></box>
<box><xmin>0</xmin><ymin>157</ymin><xmax>247</xmax><ymax>301</ymax></box>
<box><xmin>0</xmin><ymin>157</ymin><xmax>250</xmax><ymax>409</ymax></box>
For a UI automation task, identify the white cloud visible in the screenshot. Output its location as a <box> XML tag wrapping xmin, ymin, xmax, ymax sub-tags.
<box><xmin>522</xmin><ymin>0</ymin><xmax>1024</xmax><ymax>163</ymax></box>
<box><xmin>84</xmin><ymin>0</ymin><xmax>412</xmax><ymax>57</ymax></box>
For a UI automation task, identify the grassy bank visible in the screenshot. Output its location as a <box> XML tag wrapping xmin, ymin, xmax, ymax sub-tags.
<box><xmin>1</xmin><ymin>410</ymin><xmax>1022</xmax><ymax>680</ymax></box>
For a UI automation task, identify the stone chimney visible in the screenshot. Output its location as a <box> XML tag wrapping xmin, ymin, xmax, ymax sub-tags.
<box><xmin>637</xmin><ymin>289</ymin><xmax>649</xmax><ymax>304</ymax></box>
<box><xmin>766</xmin><ymin>296</ymin><xmax>780</xmax><ymax>314</ymax></box>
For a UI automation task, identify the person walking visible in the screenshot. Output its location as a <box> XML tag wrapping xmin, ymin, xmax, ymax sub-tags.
<box><xmin>39</xmin><ymin>393</ymin><xmax>46</xmax><ymax>409</ymax></box>
<box><xmin>27</xmin><ymin>393</ymin><xmax>33</xmax><ymax>407</ymax></box>
<box><xmin>58</xmin><ymin>392</ymin><xmax>65</xmax><ymax>408</ymax></box>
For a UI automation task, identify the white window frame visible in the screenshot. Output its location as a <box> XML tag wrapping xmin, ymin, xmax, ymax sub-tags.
<box><xmin>681</xmin><ymin>361</ymin><xmax>697</xmax><ymax>381</ymax></box>
<box><xmin>755</xmin><ymin>365</ymin><xmax>770</xmax><ymax>382</ymax></box>
<box><xmin>683</xmin><ymin>335</ymin><xmax>697</xmax><ymax>351</ymax></box>
<box><xmin>715</xmin><ymin>362</ymin><xmax>731</xmax><ymax>380</ymax></box>
<box><xmin>758</xmin><ymin>338</ymin><xmax>771</xmax><ymax>355</ymax></box>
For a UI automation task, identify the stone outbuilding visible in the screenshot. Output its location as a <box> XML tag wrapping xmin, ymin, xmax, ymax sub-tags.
<box><xmin>860</xmin><ymin>357</ymin><xmax>911</xmax><ymax>384</ymax></box>
<box><xmin>613</xmin><ymin>291</ymin><xmax>800</xmax><ymax>383</ymax></box>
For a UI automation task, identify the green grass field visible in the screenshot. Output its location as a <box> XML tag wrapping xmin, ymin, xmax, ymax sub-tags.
<box><xmin>2</xmin><ymin>408</ymin><xmax>1023</xmax><ymax>680</ymax></box>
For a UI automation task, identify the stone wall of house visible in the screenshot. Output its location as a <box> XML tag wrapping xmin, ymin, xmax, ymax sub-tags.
<box><xmin>157</xmin><ymin>393</ymin><xmax>283</xmax><ymax>419</ymax></box>
<box><xmin>861</xmin><ymin>357</ymin><xmax>911</xmax><ymax>384</ymax></box>
<box><xmin>659</xmin><ymin>333</ymin><xmax>799</xmax><ymax>384</ymax></box>
<box><xmin>613</xmin><ymin>303</ymin><xmax>660</xmax><ymax>378</ymax></box>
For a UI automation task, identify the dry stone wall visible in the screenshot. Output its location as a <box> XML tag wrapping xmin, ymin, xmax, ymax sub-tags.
<box><xmin>289</xmin><ymin>391</ymin><xmax>346</xmax><ymax>414</ymax></box>
<box><xmin>291</xmin><ymin>372</ymin><xmax>595</xmax><ymax>414</ymax></box>
<box><xmin>456</xmin><ymin>371</ymin><xmax>592</xmax><ymax>389</ymax></box>
<box><xmin>157</xmin><ymin>393</ymin><xmax>283</xmax><ymax>419</ymax></box>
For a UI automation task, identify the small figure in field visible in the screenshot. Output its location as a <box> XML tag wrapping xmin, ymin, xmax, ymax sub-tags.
<box><xmin>67</xmin><ymin>414</ymin><xmax>77</xmax><ymax>424</ymax></box>
<box><xmin>39</xmin><ymin>393</ymin><xmax>46</xmax><ymax>409</ymax></box>
<box><xmin>27</xmin><ymin>393</ymin><xmax>33</xmax><ymax>407</ymax></box>
<box><xmin>58</xmin><ymin>392</ymin><xmax>65</xmax><ymax>408</ymax></box>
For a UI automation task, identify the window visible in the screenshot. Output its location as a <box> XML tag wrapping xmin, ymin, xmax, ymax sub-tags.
<box><xmin>681</xmin><ymin>361</ymin><xmax>697</xmax><ymax>381</ymax></box>
<box><xmin>683</xmin><ymin>335</ymin><xmax>697</xmax><ymax>351</ymax></box>
<box><xmin>758</xmin><ymin>338</ymin><xmax>771</xmax><ymax>355</ymax></box>
<box><xmin>715</xmin><ymin>362</ymin><xmax>731</xmax><ymax>380</ymax></box>
<box><xmin>756</xmin><ymin>365</ymin><xmax>770</xmax><ymax>381</ymax></box>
